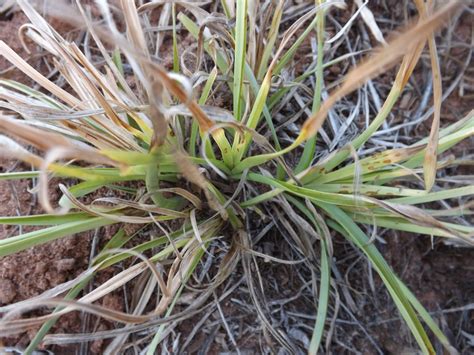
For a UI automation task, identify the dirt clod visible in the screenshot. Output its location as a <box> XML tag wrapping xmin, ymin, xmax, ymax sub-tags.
<box><xmin>0</xmin><ymin>278</ymin><xmax>16</xmax><ymax>304</ymax></box>
<box><xmin>54</xmin><ymin>258</ymin><xmax>76</xmax><ymax>272</ymax></box>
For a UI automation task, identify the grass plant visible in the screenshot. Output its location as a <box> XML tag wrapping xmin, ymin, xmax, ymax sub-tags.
<box><xmin>0</xmin><ymin>1</ymin><xmax>471</xmax><ymax>354</ymax></box>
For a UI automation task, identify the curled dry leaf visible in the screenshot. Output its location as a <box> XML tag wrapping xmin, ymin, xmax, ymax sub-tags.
<box><xmin>354</xmin><ymin>0</ymin><xmax>387</xmax><ymax>45</ymax></box>
<box><xmin>60</xmin><ymin>185</ymin><xmax>188</xmax><ymax>222</ymax></box>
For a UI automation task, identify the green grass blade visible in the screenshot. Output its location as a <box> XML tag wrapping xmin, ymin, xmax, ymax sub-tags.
<box><xmin>320</xmin><ymin>204</ymin><xmax>434</xmax><ymax>354</ymax></box>
<box><xmin>296</xmin><ymin>5</ymin><xmax>325</xmax><ymax>173</ymax></box>
<box><xmin>256</xmin><ymin>0</ymin><xmax>284</xmax><ymax>80</ymax></box>
<box><xmin>246</xmin><ymin>172</ymin><xmax>369</xmax><ymax>207</ymax></box>
<box><xmin>310</xmin><ymin>237</ymin><xmax>330</xmax><ymax>354</ymax></box>
<box><xmin>179</xmin><ymin>11</ymin><xmax>282</xmax><ymax>166</ymax></box>
<box><xmin>0</xmin><ymin>212</ymin><xmax>90</xmax><ymax>226</ymax></box>
<box><xmin>112</xmin><ymin>48</ymin><xmax>124</xmax><ymax>76</ymax></box>
<box><xmin>388</xmin><ymin>185</ymin><xmax>474</xmax><ymax>205</ymax></box>
<box><xmin>145</xmin><ymin>163</ymin><xmax>183</xmax><ymax>210</ymax></box>
<box><xmin>0</xmin><ymin>217</ymin><xmax>115</xmax><ymax>257</ymax></box>
<box><xmin>233</xmin><ymin>0</ymin><xmax>248</xmax><ymax>121</ymax></box>
<box><xmin>396</xmin><ymin>278</ymin><xmax>457</xmax><ymax>353</ymax></box>
<box><xmin>172</xmin><ymin>3</ymin><xmax>179</xmax><ymax>73</ymax></box>
<box><xmin>0</xmin><ymin>171</ymin><xmax>39</xmax><ymax>180</ymax></box>
<box><xmin>350</xmin><ymin>214</ymin><xmax>472</xmax><ymax>238</ymax></box>
<box><xmin>189</xmin><ymin>67</ymin><xmax>218</xmax><ymax>157</ymax></box>
<box><xmin>286</xmin><ymin>195</ymin><xmax>331</xmax><ymax>354</ymax></box>
<box><xmin>273</xmin><ymin>14</ymin><xmax>318</xmax><ymax>76</ymax></box>
<box><xmin>305</xmin><ymin>183</ymin><xmax>426</xmax><ymax>197</ymax></box>
<box><xmin>245</xmin><ymin>62</ymin><xmax>283</xmax><ymax>155</ymax></box>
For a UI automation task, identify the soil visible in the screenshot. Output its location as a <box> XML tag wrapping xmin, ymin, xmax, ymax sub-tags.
<box><xmin>0</xmin><ymin>12</ymin><xmax>124</xmax><ymax>354</ymax></box>
<box><xmin>0</xmin><ymin>2</ymin><xmax>473</xmax><ymax>355</ymax></box>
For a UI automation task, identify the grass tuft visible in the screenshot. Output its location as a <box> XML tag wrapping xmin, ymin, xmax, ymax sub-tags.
<box><xmin>0</xmin><ymin>1</ymin><xmax>471</xmax><ymax>353</ymax></box>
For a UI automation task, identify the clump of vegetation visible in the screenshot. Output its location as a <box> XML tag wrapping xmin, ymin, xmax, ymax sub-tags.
<box><xmin>0</xmin><ymin>0</ymin><xmax>471</xmax><ymax>353</ymax></box>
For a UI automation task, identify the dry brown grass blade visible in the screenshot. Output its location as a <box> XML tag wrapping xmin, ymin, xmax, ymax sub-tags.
<box><xmin>144</xmin><ymin>61</ymin><xmax>215</xmax><ymax>132</ymax></box>
<box><xmin>424</xmin><ymin>41</ymin><xmax>442</xmax><ymax>191</ymax></box>
<box><xmin>120</xmin><ymin>0</ymin><xmax>149</xmax><ymax>58</ymax></box>
<box><xmin>60</xmin><ymin>185</ymin><xmax>188</xmax><ymax>222</ymax></box>
<box><xmin>111</xmin><ymin>1</ymin><xmax>215</xmax><ymax>135</ymax></box>
<box><xmin>9</xmin><ymin>2</ymin><xmax>147</xmax><ymax>151</ymax></box>
<box><xmin>394</xmin><ymin>0</ymin><xmax>442</xmax><ymax>89</ymax></box>
<box><xmin>266</xmin><ymin>6</ymin><xmax>319</xmax><ymax>77</ymax></box>
<box><xmin>300</xmin><ymin>0</ymin><xmax>461</xmax><ymax>141</ymax></box>
<box><xmin>397</xmin><ymin>41</ymin><xmax>426</xmax><ymax>88</ymax></box>
<box><xmin>40</xmin><ymin>219</ymin><xmax>219</xmax><ymax>323</ymax></box>
<box><xmin>0</xmin><ymin>116</ymin><xmax>118</xmax><ymax>167</ymax></box>
<box><xmin>16</xmin><ymin>0</ymin><xmax>57</xmax><ymax>38</ymax></box>
<box><xmin>0</xmin><ymin>115</ymin><xmax>77</xmax><ymax>151</ymax></box>
<box><xmin>1</xmin><ymin>262</ymin><xmax>147</xmax><ymax>319</ymax></box>
<box><xmin>139</xmin><ymin>187</ymin><xmax>202</xmax><ymax>208</ymax></box>
<box><xmin>0</xmin><ymin>116</ymin><xmax>120</xmax><ymax>215</ymax></box>
<box><xmin>21</xmin><ymin>0</ymin><xmax>215</xmax><ymax>137</ymax></box>
<box><xmin>415</xmin><ymin>0</ymin><xmax>443</xmax><ymax>192</ymax></box>
<box><xmin>371</xmin><ymin>198</ymin><xmax>474</xmax><ymax>245</ymax></box>
<box><xmin>118</xmin><ymin>0</ymin><xmax>169</xmax><ymax>150</ymax></box>
<box><xmin>0</xmin><ymin>135</ymin><xmax>43</xmax><ymax>167</ymax></box>
<box><xmin>0</xmin><ymin>246</ymin><xmax>177</xmax><ymax>336</ymax></box>
<box><xmin>0</xmin><ymin>41</ymin><xmax>77</xmax><ymax>106</ymax></box>
<box><xmin>69</xmin><ymin>45</ymin><xmax>143</xmax><ymax>134</ymax></box>
<box><xmin>0</xmin><ymin>297</ymin><xmax>157</xmax><ymax>336</ymax></box>
<box><xmin>0</xmin><ymin>299</ymin><xmax>146</xmax><ymax>336</ymax></box>
<box><xmin>41</xmin><ymin>258</ymin><xmax>230</xmax><ymax>346</ymax></box>
<box><xmin>148</xmin><ymin>79</ymin><xmax>169</xmax><ymax>150</ymax></box>
<box><xmin>92</xmin><ymin>196</ymin><xmax>189</xmax><ymax>218</ymax></box>
<box><xmin>54</xmin><ymin>55</ymin><xmax>141</xmax><ymax>151</ymax></box>
<box><xmin>108</xmin><ymin>9</ymin><xmax>215</xmax><ymax>134</ymax></box>
<box><xmin>76</xmin><ymin>1</ymin><xmax>140</xmax><ymax>104</ymax></box>
<box><xmin>152</xmin><ymin>239</ymin><xmax>204</xmax><ymax>315</ymax></box>
<box><xmin>61</xmin><ymin>120</ymin><xmax>132</xmax><ymax>151</ymax></box>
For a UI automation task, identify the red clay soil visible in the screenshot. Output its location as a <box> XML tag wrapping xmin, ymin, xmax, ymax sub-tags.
<box><xmin>0</xmin><ymin>13</ymin><xmax>121</xmax><ymax>353</ymax></box>
<box><xmin>0</xmin><ymin>159</ymin><xmax>124</xmax><ymax>353</ymax></box>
